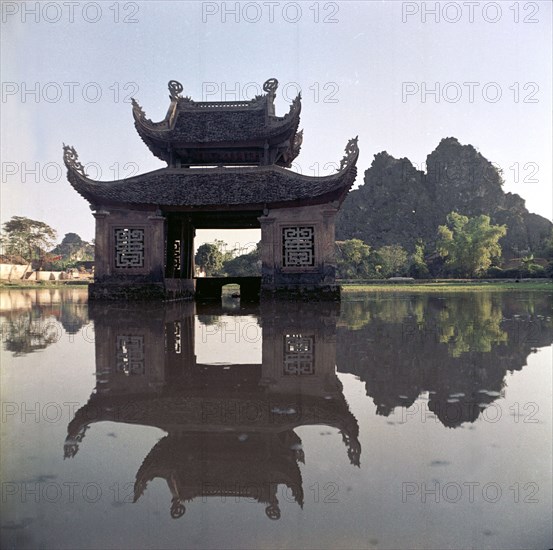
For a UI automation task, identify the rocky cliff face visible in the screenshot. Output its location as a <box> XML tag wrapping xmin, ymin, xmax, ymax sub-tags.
<box><xmin>336</xmin><ymin>137</ymin><xmax>552</xmax><ymax>257</ymax></box>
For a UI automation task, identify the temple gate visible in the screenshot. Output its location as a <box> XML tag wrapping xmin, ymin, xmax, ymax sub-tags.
<box><xmin>63</xmin><ymin>78</ymin><xmax>358</xmax><ymax>300</ymax></box>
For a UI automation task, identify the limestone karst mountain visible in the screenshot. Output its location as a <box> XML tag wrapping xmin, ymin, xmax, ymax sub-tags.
<box><xmin>336</xmin><ymin>137</ymin><xmax>552</xmax><ymax>258</ymax></box>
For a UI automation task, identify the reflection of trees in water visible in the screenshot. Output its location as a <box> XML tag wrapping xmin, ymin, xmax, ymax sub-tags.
<box><xmin>197</xmin><ymin>315</ymin><xmax>222</xmax><ymax>327</ymax></box>
<box><xmin>59</xmin><ymin>302</ymin><xmax>89</xmax><ymax>334</ymax></box>
<box><xmin>340</xmin><ymin>296</ymin><xmax>413</xmax><ymax>330</ymax></box>
<box><xmin>436</xmin><ymin>294</ymin><xmax>507</xmax><ymax>357</ymax></box>
<box><xmin>2</xmin><ymin>311</ymin><xmax>61</xmax><ymax>356</ymax></box>
<box><xmin>1</xmin><ymin>299</ymin><xmax>90</xmax><ymax>356</ymax></box>
<box><xmin>338</xmin><ymin>292</ymin><xmax>552</xmax><ymax>427</ymax></box>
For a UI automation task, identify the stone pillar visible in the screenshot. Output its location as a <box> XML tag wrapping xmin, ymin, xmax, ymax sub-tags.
<box><xmin>259</xmin><ymin>215</ymin><xmax>276</xmax><ymax>286</ymax></box>
<box><xmin>321</xmin><ymin>207</ymin><xmax>338</xmax><ymax>284</ymax></box>
<box><xmin>259</xmin><ymin>204</ymin><xmax>340</xmax><ymax>299</ymax></box>
<box><xmin>148</xmin><ymin>212</ymin><xmax>166</xmax><ymax>282</ymax></box>
<box><xmin>93</xmin><ymin>210</ymin><xmax>110</xmax><ymax>280</ymax></box>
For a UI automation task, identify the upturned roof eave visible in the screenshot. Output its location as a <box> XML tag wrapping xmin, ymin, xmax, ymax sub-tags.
<box><xmin>63</xmin><ymin>136</ymin><xmax>358</xmax><ymax>210</ymax></box>
<box><xmin>131</xmin><ymin>83</ymin><xmax>301</xmax><ymax>160</ymax></box>
<box><xmin>66</xmin><ymin>169</ymin><xmax>356</xmax><ymax>211</ymax></box>
<box><xmin>66</xmin><ymin>144</ymin><xmax>357</xmax><ymax>185</ymax></box>
<box><xmin>132</xmin><ymin>99</ymin><xmax>301</xmax><ymax>146</ymax></box>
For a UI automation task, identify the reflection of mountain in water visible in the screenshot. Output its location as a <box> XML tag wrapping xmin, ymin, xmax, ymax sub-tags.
<box><xmin>0</xmin><ymin>289</ymin><xmax>89</xmax><ymax>355</ymax></box>
<box><xmin>337</xmin><ymin>293</ymin><xmax>552</xmax><ymax>427</ymax></box>
<box><xmin>65</xmin><ymin>301</ymin><xmax>360</xmax><ymax>520</ymax></box>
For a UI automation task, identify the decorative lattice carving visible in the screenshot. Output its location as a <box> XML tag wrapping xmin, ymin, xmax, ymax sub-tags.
<box><xmin>173</xmin><ymin>239</ymin><xmax>181</xmax><ymax>272</ymax></box>
<box><xmin>116</xmin><ymin>335</ymin><xmax>145</xmax><ymax>375</ymax></box>
<box><xmin>282</xmin><ymin>226</ymin><xmax>315</xmax><ymax>267</ymax></box>
<box><xmin>174</xmin><ymin>321</ymin><xmax>181</xmax><ymax>354</ymax></box>
<box><xmin>114</xmin><ymin>228</ymin><xmax>144</xmax><ymax>268</ymax></box>
<box><xmin>283</xmin><ymin>334</ymin><xmax>314</xmax><ymax>375</ymax></box>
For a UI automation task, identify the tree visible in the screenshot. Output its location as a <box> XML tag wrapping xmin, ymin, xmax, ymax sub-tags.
<box><xmin>539</xmin><ymin>228</ymin><xmax>553</xmax><ymax>259</ymax></box>
<box><xmin>375</xmin><ymin>244</ymin><xmax>409</xmax><ymax>277</ymax></box>
<box><xmin>436</xmin><ymin>212</ymin><xmax>507</xmax><ymax>277</ymax></box>
<box><xmin>223</xmin><ymin>244</ymin><xmax>261</xmax><ymax>276</ymax></box>
<box><xmin>336</xmin><ymin>239</ymin><xmax>374</xmax><ymax>279</ymax></box>
<box><xmin>2</xmin><ymin>216</ymin><xmax>57</xmax><ymax>267</ymax></box>
<box><xmin>195</xmin><ymin>243</ymin><xmax>224</xmax><ymax>276</ymax></box>
<box><xmin>409</xmin><ymin>240</ymin><xmax>430</xmax><ymax>278</ymax></box>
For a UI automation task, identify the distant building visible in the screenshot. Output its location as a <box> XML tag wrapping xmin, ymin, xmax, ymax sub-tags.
<box><xmin>64</xmin><ymin>78</ymin><xmax>358</xmax><ymax>300</ymax></box>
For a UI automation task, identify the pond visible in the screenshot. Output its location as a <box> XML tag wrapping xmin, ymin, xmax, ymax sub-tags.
<box><xmin>1</xmin><ymin>288</ymin><xmax>551</xmax><ymax>549</ymax></box>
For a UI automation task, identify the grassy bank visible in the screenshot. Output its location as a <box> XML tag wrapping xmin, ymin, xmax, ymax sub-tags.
<box><xmin>1</xmin><ymin>279</ymin><xmax>550</xmax><ymax>294</ymax></box>
<box><xmin>0</xmin><ymin>280</ymin><xmax>90</xmax><ymax>290</ymax></box>
<box><xmin>341</xmin><ymin>279</ymin><xmax>552</xmax><ymax>294</ymax></box>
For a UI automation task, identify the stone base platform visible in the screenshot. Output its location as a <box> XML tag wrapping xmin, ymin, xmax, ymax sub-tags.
<box><xmin>89</xmin><ymin>279</ymin><xmax>341</xmax><ymax>302</ymax></box>
<box><xmin>89</xmin><ymin>279</ymin><xmax>195</xmax><ymax>301</ymax></box>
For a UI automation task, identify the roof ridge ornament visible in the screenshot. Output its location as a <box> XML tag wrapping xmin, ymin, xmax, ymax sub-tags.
<box><xmin>339</xmin><ymin>136</ymin><xmax>359</xmax><ymax>171</ymax></box>
<box><xmin>168</xmin><ymin>80</ymin><xmax>184</xmax><ymax>100</ymax></box>
<box><xmin>263</xmin><ymin>78</ymin><xmax>279</xmax><ymax>95</ymax></box>
<box><xmin>63</xmin><ymin>143</ymin><xmax>88</xmax><ymax>177</ymax></box>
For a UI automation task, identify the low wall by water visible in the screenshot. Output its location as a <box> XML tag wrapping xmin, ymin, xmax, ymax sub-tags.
<box><xmin>0</xmin><ymin>264</ymin><xmax>31</xmax><ymax>280</ymax></box>
<box><xmin>0</xmin><ymin>265</ymin><xmax>77</xmax><ymax>282</ymax></box>
<box><xmin>27</xmin><ymin>271</ymin><xmax>68</xmax><ymax>281</ymax></box>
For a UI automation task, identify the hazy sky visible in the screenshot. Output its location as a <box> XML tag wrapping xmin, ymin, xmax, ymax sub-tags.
<box><xmin>2</xmin><ymin>1</ymin><xmax>551</xmax><ymax>249</ymax></box>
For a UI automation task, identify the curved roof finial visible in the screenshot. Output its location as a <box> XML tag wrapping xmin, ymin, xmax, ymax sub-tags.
<box><xmin>170</xmin><ymin>497</ymin><xmax>186</xmax><ymax>519</ymax></box>
<box><xmin>265</xmin><ymin>503</ymin><xmax>281</xmax><ymax>520</ymax></box>
<box><xmin>62</xmin><ymin>143</ymin><xmax>88</xmax><ymax>177</ymax></box>
<box><xmin>263</xmin><ymin>78</ymin><xmax>279</xmax><ymax>94</ymax></box>
<box><xmin>339</xmin><ymin>136</ymin><xmax>359</xmax><ymax>171</ymax></box>
<box><xmin>168</xmin><ymin>80</ymin><xmax>184</xmax><ymax>100</ymax></box>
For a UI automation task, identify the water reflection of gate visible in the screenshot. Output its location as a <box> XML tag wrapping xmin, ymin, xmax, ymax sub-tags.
<box><xmin>65</xmin><ymin>301</ymin><xmax>360</xmax><ymax>519</ymax></box>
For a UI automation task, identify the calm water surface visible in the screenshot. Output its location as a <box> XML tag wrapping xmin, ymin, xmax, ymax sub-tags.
<box><xmin>1</xmin><ymin>288</ymin><xmax>551</xmax><ymax>549</ymax></box>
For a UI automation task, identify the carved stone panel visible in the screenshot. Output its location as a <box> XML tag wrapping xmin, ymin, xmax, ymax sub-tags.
<box><xmin>282</xmin><ymin>226</ymin><xmax>315</xmax><ymax>267</ymax></box>
<box><xmin>114</xmin><ymin>228</ymin><xmax>145</xmax><ymax>268</ymax></box>
<box><xmin>283</xmin><ymin>334</ymin><xmax>314</xmax><ymax>375</ymax></box>
<box><xmin>116</xmin><ymin>335</ymin><xmax>145</xmax><ymax>375</ymax></box>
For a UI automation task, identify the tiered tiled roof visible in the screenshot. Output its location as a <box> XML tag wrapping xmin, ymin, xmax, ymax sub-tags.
<box><xmin>132</xmin><ymin>78</ymin><xmax>302</xmax><ymax>167</ymax></box>
<box><xmin>133</xmin><ymin>432</ymin><xmax>304</xmax><ymax>519</ymax></box>
<box><xmin>63</xmin><ymin>137</ymin><xmax>359</xmax><ymax>210</ymax></box>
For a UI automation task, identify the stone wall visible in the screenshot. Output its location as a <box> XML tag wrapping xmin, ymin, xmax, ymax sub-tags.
<box><xmin>259</xmin><ymin>204</ymin><xmax>340</xmax><ymax>298</ymax></box>
<box><xmin>93</xmin><ymin>208</ymin><xmax>166</xmax><ymax>287</ymax></box>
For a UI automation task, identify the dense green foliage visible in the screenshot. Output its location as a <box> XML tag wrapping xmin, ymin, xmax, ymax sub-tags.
<box><xmin>374</xmin><ymin>244</ymin><xmax>409</xmax><ymax>277</ymax></box>
<box><xmin>436</xmin><ymin>212</ymin><xmax>507</xmax><ymax>277</ymax></box>
<box><xmin>336</xmin><ymin>239</ymin><xmax>373</xmax><ymax>279</ymax></box>
<box><xmin>337</xmin><ymin>239</ymin><xmax>427</xmax><ymax>279</ymax></box>
<box><xmin>223</xmin><ymin>244</ymin><xmax>260</xmax><ymax>276</ymax></box>
<box><xmin>195</xmin><ymin>243</ymin><xmax>224</xmax><ymax>276</ymax></box>
<box><xmin>334</xmin><ymin>212</ymin><xmax>548</xmax><ymax>280</ymax></box>
<box><xmin>409</xmin><ymin>241</ymin><xmax>430</xmax><ymax>278</ymax></box>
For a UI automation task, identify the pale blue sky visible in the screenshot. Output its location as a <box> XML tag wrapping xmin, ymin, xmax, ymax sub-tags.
<box><xmin>2</xmin><ymin>1</ymin><xmax>551</xmax><ymax>248</ymax></box>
